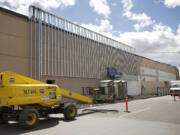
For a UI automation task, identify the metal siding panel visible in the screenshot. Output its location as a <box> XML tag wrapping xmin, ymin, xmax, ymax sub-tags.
<box><xmin>60</xmin><ymin>21</ymin><xmax>63</xmax><ymax>76</ymax></box>
<box><xmin>34</xmin><ymin>9</ymin><xmax>37</xmax><ymax>79</ymax></box>
<box><xmin>54</xmin><ymin>17</ymin><xmax>57</xmax><ymax>75</ymax></box>
<box><xmin>47</xmin><ymin>14</ymin><xmax>50</xmax><ymax>75</ymax></box>
<box><xmin>43</xmin><ymin>13</ymin><xmax>46</xmax><ymax>75</ymax></box>
<box><xmin>51</xmin><ymin>16</ymin><xmax>54</xmax><ymax>75</ymax></box>
<box><xmin>69</xmin><ymin>23</ymin><xmax>72</xmax><ymax>77</ymax></box>
<box><xmin>63</xmin><ymin>22</ymin><xmax>66</xmax><ymax>76</ymax></box>
<box><xmin>30</xmin><ymin>6</ymin><xmax>137</xmax><ymax>80</ymax></box>
<box><xmin>30</xmin><ymin>8</ymin><xmax>33</xmax><ymax>78</ymax></box>
<box><xmin>57</xmin><ymin>19</ymin><xmax>60</xmax><ymax>75</ymax></box>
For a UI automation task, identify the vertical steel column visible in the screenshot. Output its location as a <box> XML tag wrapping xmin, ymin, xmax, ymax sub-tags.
<box><xmin>93</xmin><ymin>33</ymin><xmax>96</xmax><ymax>78</ymax></box>
<box><xmin>38</xmin><ymin>10</ymin><xmax>42</xmax><ymax>80</ymax></box>
<box><xmin>107</xmin><ymin>39</ymin><xmax>109</xmax><ymax>69</ymax></box>
<box><xmin>86</xmin><ymin>30</ymin><xmax>88</xmax><ymax>78</ymax></box>
<box><xmin>74</xmin><ymin>25</ymin><xmax>76</xmax><ymax>77</ymax></box>
<box><xmin>51</xmin><ymin>15</ymin><xmax>54</xmax><ymax>75</ymax></box>
<box><xmin>74</xmin><ymin>25</ymin><xmax>77</xmax><ymax>77</ymax></box>
<box><xmin>85</xmin><ymin>30</ymin><xmax>87</xmax><ymax>77</ymax></box>
<box><xmin>82</xmin><ymin>29</ymin><xmax>85</xmax><ymax>78</ymax></box>
<box><xmin>80</xmin><ymin>27</ymin><xmax>83</xmax><ymax>77</ymax></box>
<box><xmin>105</xmin><ymin>38</ymin><xmax>107</xmax><ymax>71</ymax></box>
<box><xmin>89</xmin><ymin>31</ymin><xmax>92</xmax><ymax>78</ymax></box>
<box><xmin>69</xmin><ymin>23</ymin><xmax>72</xmax><ymax>77</ymax></box>
<box><xmin>81</xmin><ymin>28</ymin><xmax>83</xmax><ymax>78</ymax></box>
<box><xmin>60</xmin><ymin>20</ymin><xmax>63</xmax><ymax>76</ymax></box>
<box><xmin>90</xmin><ymin>32</ymin><xmax>93</xmax><ymax>78</ymax></box>
<box><xmin>88</xmin><ymin>31</ymin><xmax>90</xmax><ymax>78</ymax></box>
<box><xmin>78</xmin><ymin>27</ymin><xmax>81</xmax><ymax>77</ymax></box>
<box><xmin>66</xmin><ymin>21</ymin><xmax>69</xmax><ymax>77</ymax></box>
<box><xmin>40</xmin><ymin>11</ymin><xmax>43</xmax><ymax>80</ymax></box>
<box><xmin>100</xmin><ymin>36</ymin><xmax>103</xmax><ymax>79</ymax></box>
<box><xmin>30</xmin><ymin>7</ymin><xmax>33</xmax><ymax>78</ymax></box>
<box><xmin>57</xmin><ymin>19</ymin><xmax>60</xmax><ymax>75</ymax></box>
<box><xmin>93</xmin><ymin>34</ymin><xmax>96</xmax><ymax>78</ymax></box>
<box><xmin>85</xmin><ymin>30</ymin><xmax>88</xmax><ymax>78</ymax></box>
<box><xmin>63</xmin><ymin>20</ymin><xmax>66</xmax><ymax>76</ymax></box>
<box><xmin>108</xmin><ymin>40</ymin><xmax>111</xmax><ymax>69</ymax></box>
<box><xmin>72</xmin><ymin>24</ymin><xmax>75</xmax><ymax>77</ymax></box>
<box><xmin>97</xmin><ymin>35</ymin><xmax>100</xmax><ymax>78</ymax></box>
<box><xmin>80</xmin><ymin>28</ymin><xmax>83</xmax><ymax>77</ymax></box>
<box><xmin>33</xmin><ymin>8</ymin><xmax>37</xmax><ymax>79</ymax></box>
<box><xmin>38</xmin><ymin>10</ymin><xmax>40</xmax><ymax>80</ymax></box>
<box><xmin>54</xmin><ymin>17</ymin><xmax>57</xmax><ymax>75</ymax></box>
<box><xmin>97</xmin><ymin>35</ymin><xmax>99</xmax><ymax>79</ymax></box>
<box><xmin>82</xmin><ymin>28</ymin><xmax>85</xmax><ymax>78</ymax></box>
<box><xmin>87</xmin><ymin>31</ymin><xmax>89</xmax><ymax>78</ymax></box>
<box><xmin>95</xmin><ymin>33</ymin><xmax>98</xmax><ymax>78</ymax></box>
<box><xmin>101</xmin><ymin>36</ymin><xmax>104</xmax><ymax>79</ymax></box>
<box><xmin>77</xmin><ymin>26</ymin><xmax>80</xmax><ymax>77</ymax></box>
<box><xmin>47</xmin><ymin>14</ymin><xmax>50</xmax><ymax>75</ymax></box>
<box><xmin>44</xmin><ymin>12</ymin><xmax>46</xmax><ymax>75</ymax></box>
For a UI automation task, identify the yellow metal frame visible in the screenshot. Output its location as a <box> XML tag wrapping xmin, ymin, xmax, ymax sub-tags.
<box><xmin>0</xmin><ymin>71</ymin><xmax>92</xmax><ymax>108</ymax></box>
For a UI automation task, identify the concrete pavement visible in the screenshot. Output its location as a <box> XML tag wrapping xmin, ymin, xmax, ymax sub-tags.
<box><xmin>0</xmin><ymin>96</ymin><xmax>180</xmax><ymax>135</ymax></box>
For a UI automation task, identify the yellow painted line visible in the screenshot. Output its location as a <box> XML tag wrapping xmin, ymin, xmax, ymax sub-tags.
<box><xmin>120</xmin><ymin>107</ymin><xmax>151</xmax><ymax>117</ymax></box>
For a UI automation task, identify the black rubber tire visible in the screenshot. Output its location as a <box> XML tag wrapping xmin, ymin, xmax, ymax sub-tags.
<box><xmin>0</xmin><ymin>107</ymin><xmax>10</xmax><ymax>124</ymax></box>
<box><xmin>19</xmin><ymin>109</ymin><xmax>39</xmax><ymax>129</ymax></box>
<box><xmin>64</xmin><ymin>104</ymin><xmax>77</xmax><ymax>120</ymax></box>
<box><xmin>0</xmin><ymin>107</ymin><xmax>4</xmax><ymax>123</ymax></box>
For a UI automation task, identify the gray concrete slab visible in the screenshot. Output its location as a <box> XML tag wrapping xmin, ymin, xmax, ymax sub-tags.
<box><xmin>0</xmin><ymin>96</ymin><xmax>180</xmax><ymax>135</ymax></box>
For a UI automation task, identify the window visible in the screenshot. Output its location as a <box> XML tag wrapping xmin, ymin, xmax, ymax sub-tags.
<box><xmin>46</xmin><ymin>80</ymin><xmax>55</xmax><ymax>84</ymax></box>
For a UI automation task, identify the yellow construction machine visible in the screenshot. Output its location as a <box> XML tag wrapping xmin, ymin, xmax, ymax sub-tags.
<box><xmin>0</xmin><ymin>71</ymin><xmax>92</xmax><ymax>129</ymax></box>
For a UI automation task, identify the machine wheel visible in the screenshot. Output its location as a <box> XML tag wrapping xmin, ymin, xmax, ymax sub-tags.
<box><xmin>19</xmin><ymin>109</ymin><xmax>39</xmax><ymax>129</ymax></box>
<box><xmin>0</xmin><ymin>107</ymin><xmax>10</xmax><ymax>124</ymax></box>
<box><xmin>64</xmin><ymin>104</ymin><xmax>77</xmax><ymax>120</ymax></box>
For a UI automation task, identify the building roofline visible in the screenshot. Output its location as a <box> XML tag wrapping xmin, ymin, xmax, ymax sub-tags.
<box><xmin>134</xmin><ymin>53</ymin><xmax>178</xmax><ymax>69</ymax></box>
<box><xmin>0</xmin><ymin>7</ymin><xmax>178</xmax><ymax>72</ymax></box>
<box><xmin>0</xmin><ymin>7</ymin><xmax>28</xmax><ymax>20</ymax></box>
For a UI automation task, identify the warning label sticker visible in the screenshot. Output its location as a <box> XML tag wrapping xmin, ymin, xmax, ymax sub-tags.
<box><xmin>41</xmin><ymin>97</ymin><xmax>49</xmax><ymax>102</ymax></box>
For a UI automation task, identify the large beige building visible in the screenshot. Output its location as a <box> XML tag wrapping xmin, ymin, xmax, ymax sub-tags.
<box><xmin>0</xmin><ymin>6</ymin><xmax>179</xmax><ymax>96</ymax></box>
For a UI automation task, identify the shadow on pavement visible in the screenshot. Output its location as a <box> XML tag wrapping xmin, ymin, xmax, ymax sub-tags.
<box><xmin>0</xmin><ymin>117</ymin><xmax>63</xmax><ymax>135</ymax></box>
<box><xmin>0</xmin><ymin>109</ymin><xmax>119</xmax><ymax>134</ymax></box>
<box><xmin>78</xmin><ymin>109</ymin><xmax>119</xmax><ymax>117</ymax></box>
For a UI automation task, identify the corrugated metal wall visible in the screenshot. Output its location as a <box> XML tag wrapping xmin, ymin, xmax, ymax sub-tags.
<box><xmin>29</xmin><ymin>6</ymin><xmax>137</xmax><ymax>81</ymax></box>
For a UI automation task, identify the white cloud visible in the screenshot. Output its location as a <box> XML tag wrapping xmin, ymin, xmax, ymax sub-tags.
<box><xmin>118</xmin><ymin>23</ymin><xmax>180</xmax><ymax>68</ymax></box>
<box><xmin>161</xmin><ymin>0</ymin><xmax>180</xmax><ymax>8</ymax></box>
<box><xmin>0</xmin><ymin>0</ymin><xmax>76</xmax><ymax>15</ymax></box>
<box><xmin>121</xmin><ymin>0</ymin><xmax>155</xmax><ymax>31</ymax></box>
<box><xmin>177</xmin><ymin>24</ymin><xmax>180</xmax><ymax>35</ymax></box>
<box><xmin>81</xmin><ymin>19</ymin><xmax>180</xmax><ymax>68</ymax></box>
<box><xmin>89</xmin><ymin>0</ymin><xmax>110</xmax><ymax>18</ymax></box>
<box><xmin>81</xmin><ymin>19</ymin><xmax>113</xmax><ymax>36</ymax></box>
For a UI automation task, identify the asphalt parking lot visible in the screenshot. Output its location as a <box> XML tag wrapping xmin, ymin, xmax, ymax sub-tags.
<box><xmin>1</xmin><ymin>96</ymin><xmax>180</xmax><ymax>135</ymax></box>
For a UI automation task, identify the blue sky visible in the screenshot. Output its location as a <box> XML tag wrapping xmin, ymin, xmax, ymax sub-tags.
<box><xmin>52</xmin><ymin>0</ymin><xmax>180</xmax><ymax>33</ymax></box>
<box><xmin>0</xmin><ymin>0</ymin><xmax>180</xmax><ymax>69</ymax></box>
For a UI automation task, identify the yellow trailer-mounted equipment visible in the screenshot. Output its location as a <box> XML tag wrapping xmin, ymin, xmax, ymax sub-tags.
<box><xmin>0</xmin><ymin>71</ymin><xmax>92</xmax><ymax>129</ymax></box>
